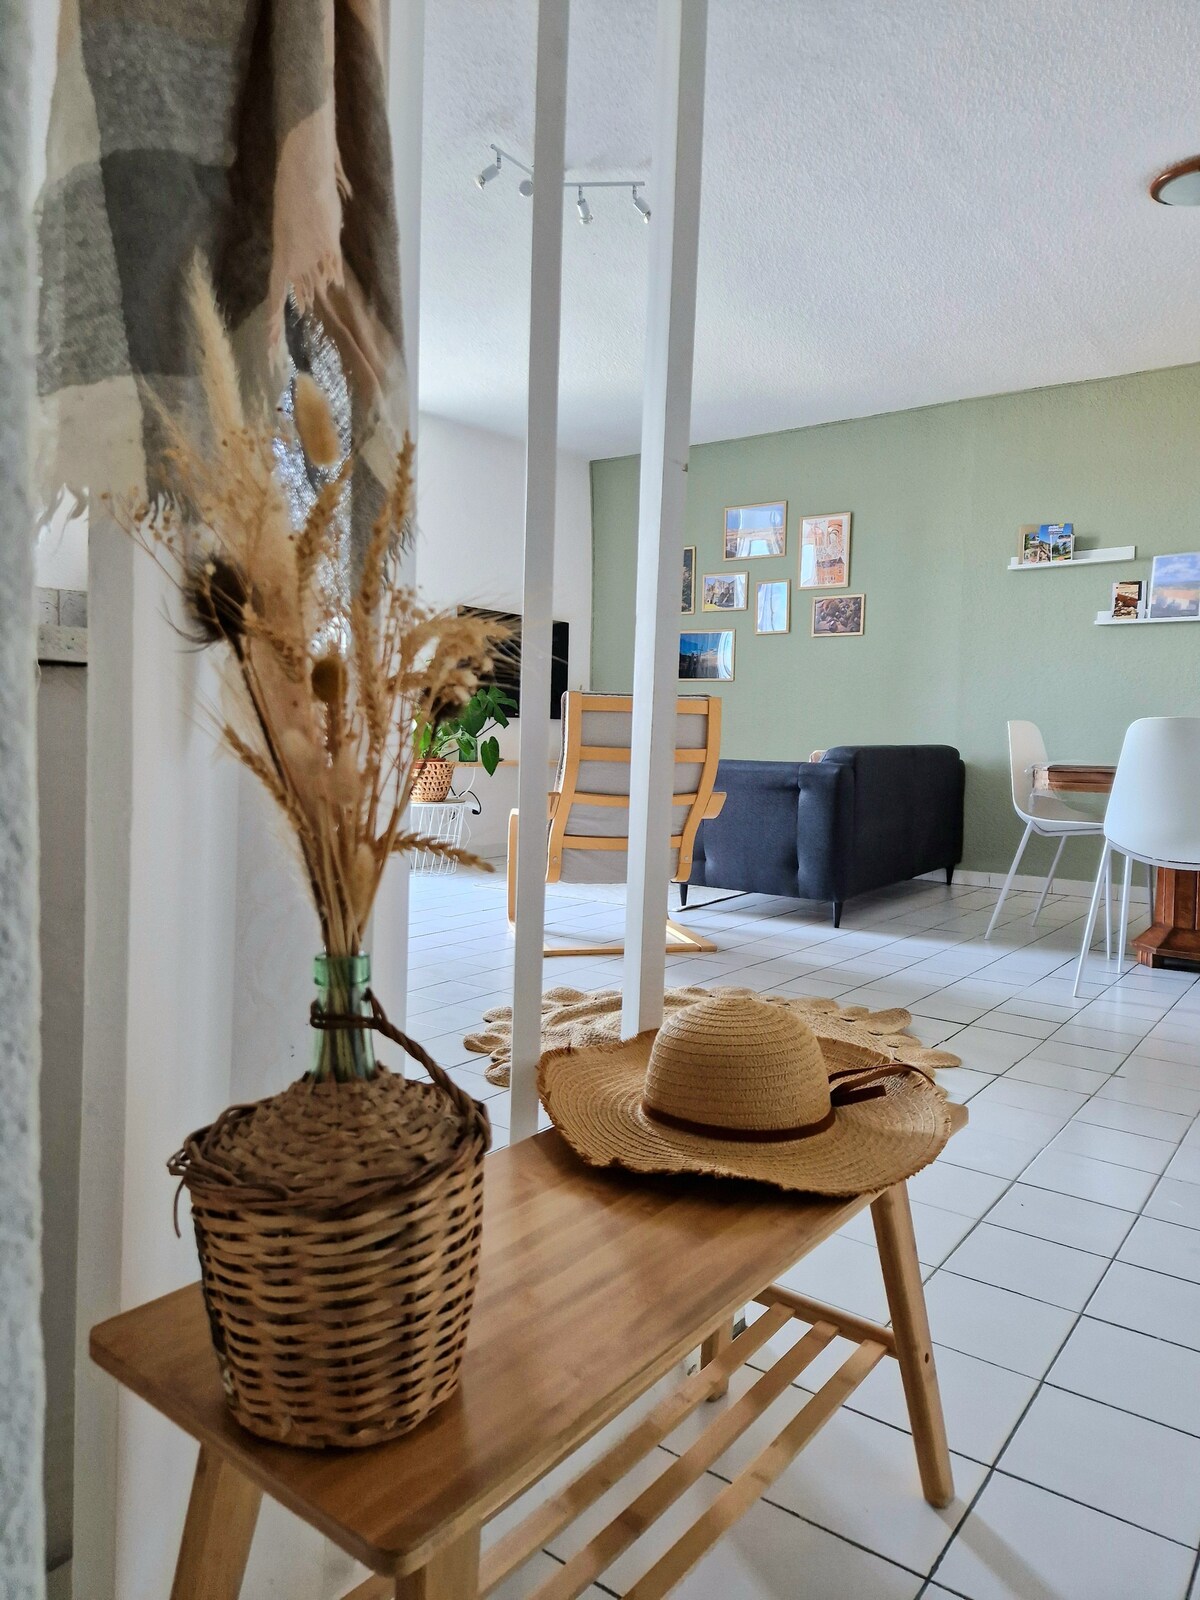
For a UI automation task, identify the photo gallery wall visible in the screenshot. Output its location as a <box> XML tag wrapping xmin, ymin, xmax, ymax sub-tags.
<box><xmin>679</xmin><ymin>501</ymin><xmax>864</xmax><ymax>680</ymax></box>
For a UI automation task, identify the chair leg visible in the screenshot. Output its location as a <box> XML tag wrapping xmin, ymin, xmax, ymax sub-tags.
<box><xmin>1117</xmin><ymin>852</ymin><xmax>1133</xmax><ymax>963</ymax></box>
<box><xmin>945</xmin><ymin>865</ymin><xmax>955</xmax><ymax>886</ymax></box>
<box><xmin>1107</xmin><ymin>851</ymin><xmax>1120</xmax><ymax>960</ymax></box>
<box><xmin>679</xmin><ymin>880</ymin><xmax>689</xmax><ymax>908</ymax></box>
<box><xmin>1073</xmin><ymin>843</ymin><xmax>1111</xmax><ymax>998</ymax></box>
<box><xmin>831</xmin><ymin>901</ymin><xmax>843</xmax><ymax>928</ymax></box>
<box><xmin>505</xmin><ymin>808</ymin><xmax>518</xmax><ymax>927</ymax></box>
<box><xmin>985</xmin><ymin>821</ymin><xmax>1035</xmax><ymax>940</ymax></box>
<box><xmin>1031</xmin><ymin>836</ymin><xmax>1067</xmax><ymax>926</ymax></box>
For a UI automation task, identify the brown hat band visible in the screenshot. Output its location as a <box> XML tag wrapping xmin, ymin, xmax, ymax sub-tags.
<box><xmin>640</xmin><ymin>1100</ymin><xmax>838</xmax><ymax>1143</ymax></box>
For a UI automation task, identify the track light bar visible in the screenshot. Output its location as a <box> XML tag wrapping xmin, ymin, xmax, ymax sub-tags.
<box><xmin>474</xmin><ymin>144</ymin><xmax>650</xmax><ymax>225</ymax></box>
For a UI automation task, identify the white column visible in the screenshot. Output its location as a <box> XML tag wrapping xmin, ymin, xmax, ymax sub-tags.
<box><xmin>509</xmin><ymin>0</ymin><xmax>570</xmax><ymax>1143</ymax></box>
<box><xmin>621</xmin><ymin>0</ymin><xmax>709</xmax><ymax>1038</ymax></box>
<box><xmin>371</xmin><ymin>0</ymin><xmax>425</xmax><ymax>1030</ymax></box>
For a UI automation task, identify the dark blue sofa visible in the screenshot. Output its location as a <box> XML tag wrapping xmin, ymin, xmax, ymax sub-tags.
<box><xmin>682</xmin><ymin>746</ymin><xmax>965</xmax><ymax>927</ymax></box>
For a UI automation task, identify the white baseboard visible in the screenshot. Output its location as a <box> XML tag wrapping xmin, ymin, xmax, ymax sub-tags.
<box><xmin>919</xmin><ymin>867</ymin><xmax>1151</xmax><ymax>905</ymax></box>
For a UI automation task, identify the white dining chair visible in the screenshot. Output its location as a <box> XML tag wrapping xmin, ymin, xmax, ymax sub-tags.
<box><xmin>985</xmin><ymin>720</ymin><xmax>1108</xmax><ymax>942</ymax></box>
<box><xmin>1073</xmin><ymin>717</ymin><xmax>1200</xmax><ymax>996</ymax></box>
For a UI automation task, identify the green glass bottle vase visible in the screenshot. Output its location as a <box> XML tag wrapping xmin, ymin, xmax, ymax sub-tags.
<box><xmin>310</xmin><ymin>952</ymin><xmax>377</xmax><ymax>1082</ymax></box>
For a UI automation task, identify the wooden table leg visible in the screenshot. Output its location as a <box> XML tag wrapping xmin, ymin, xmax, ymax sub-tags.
<box><xmin>871</xmin><ymin>1184</ymin><xmax>954</xmax><ymax>1509</ymax></box>
<box><xmin>1132</xmin><ymin>868</ymin><xmax>1200</xmax><ymax>971</ymax></box>
<box><xmin>170</xmin><ymin>1446</ymin><xmax>262</xmax><ymax>1600</ymax></box>
<box><xmin>700</xmin><ymin>1320</ymin><xmax>733</xmax><ymax>1399</ymax></box>
<box><xmin>395</xmin><ymin>1529</ymin><xmax>481</xmax><ymax>1599</ymax></box>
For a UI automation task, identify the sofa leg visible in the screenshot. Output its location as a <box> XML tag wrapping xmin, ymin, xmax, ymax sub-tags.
<box><xmin>679</xmin><ymin>881</ymin><xmax>689</xmax><ymax>908</ymax></box>
<box><xmin>945</xmin><ymin>866</ymin><xmax>955</xmax><ymax>886</ymax></box>
<box><xmin>831</xmin><ymin>901</ymin><xmax>843</xmax><ymax>928</ymax></box>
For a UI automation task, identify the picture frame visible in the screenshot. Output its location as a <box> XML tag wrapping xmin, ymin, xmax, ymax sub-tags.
<box><xmin>811</xmin><ymin>593</ymin><xmax>865</xmax><ymax>636</ymax></box>
<box><xmin>724</xmin><ymin>501</ymin><xmax>786</xmax><ymax>560</ymax></box>
<box><xmin>678</xmin><ymin>630</ymin><xmax>735</xmax><ymax>681</ymax></box>
<box><xmin>1018</xmin><ymin>523</ymin><xmax>1075</xmax><ymax>564</ymax></box>
<box><xmin>755</xmin><ymin>580</ymin><xmax>790</xmax><ymax>634</ymax></box>
<box><xmin>1110</xmin><ymin>579</ymin><xmax>1143</xmax><ymax>621</ymax></box>
<box><xmin>1148</xmin><ymin>552</ymin><xmax>1200</xmax><ymax>620</ymax></box>
<box><xmin>681</xmin><ymin>545</ymin><xmax>695</xmax><ymax>615</ymax></box>
<box><xmin>798</xmin><ymin>513</ymin><xmax>851</xmax><ymax>588</ymax></box>
<box><xmin>702</xmin><ymin>572</ymin><xmax>748</xmax><ymax>611</ymax></box>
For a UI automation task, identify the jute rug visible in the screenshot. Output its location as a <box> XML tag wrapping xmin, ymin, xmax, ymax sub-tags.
<box><xmin>464</xmin><ymin>986</ymin><xmax>962</xmax><ymax>1089</ymax></box>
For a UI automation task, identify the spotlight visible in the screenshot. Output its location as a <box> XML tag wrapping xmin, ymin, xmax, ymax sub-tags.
<box><xmin>476</xmin><ymin>152</ymin><xmax>501</xmax><ymax>188</ymax></box>
<box><xmin>518</xmin><ymin>177</ymin><xmax>534</xmax><ymax>197</ymax></box>
<box><xmin>631</xmin><ymin>185</ymin><xmax>651</xmax><ymax>223</ymax></box>
<box><xmin>576</xmin><ymin>187</ymin><xmax>593</xmax><ymax>225</ymax></box>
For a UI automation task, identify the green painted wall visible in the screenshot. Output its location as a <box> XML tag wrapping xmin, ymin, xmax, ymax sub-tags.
<box><xmin>590</xmin><ymin>364</ymin><xmax>1200</xmax><ymax>879</ymax></box>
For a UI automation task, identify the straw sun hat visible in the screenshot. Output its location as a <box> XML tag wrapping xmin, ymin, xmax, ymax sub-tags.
<box><xmin>537</xmin><ymin>992</ymin><xmax>952</xmax><ymax>1197</ymax></box>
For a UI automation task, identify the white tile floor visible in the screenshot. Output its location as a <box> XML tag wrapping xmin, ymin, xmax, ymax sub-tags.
<box><xmin>405</xmin><ymin>868</ymin><xmax>1200</xmax><ymax>1600</ymax></box>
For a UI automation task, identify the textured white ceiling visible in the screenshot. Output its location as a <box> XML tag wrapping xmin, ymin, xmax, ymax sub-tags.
<box><xmin>419</xmin><ymin>0</ymin><xmax>1200</xmax><ymax>458</ymax></box>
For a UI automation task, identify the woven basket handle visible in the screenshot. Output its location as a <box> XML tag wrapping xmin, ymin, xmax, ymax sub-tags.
<box><xmin>310</xmin><ymin>990</ymin><xmax>487</xmax><ymax>1132</ymax></box>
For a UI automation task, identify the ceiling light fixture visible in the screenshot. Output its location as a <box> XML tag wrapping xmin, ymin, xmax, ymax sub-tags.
<box><xmin>1150</xmin><ymin>155</ymin><xmax>1200</xmax><ymax>206</ymax></box>
<box><xmin>473</xmin><ymin>144</ymin><xmax>650</xmax><ymax>226</ymax></box>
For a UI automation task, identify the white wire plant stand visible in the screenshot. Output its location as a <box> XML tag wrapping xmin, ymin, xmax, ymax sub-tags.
<box><xmin>409</xmin><ymin>785</ymin><xmax>481</xmax><ymax>874</ymax></box>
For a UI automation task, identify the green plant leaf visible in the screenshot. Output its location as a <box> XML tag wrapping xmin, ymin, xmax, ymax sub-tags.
<box><xmin>480</xmin><ymin>735</ymin><xmax>500</xmax><ymax>776</ymax></box>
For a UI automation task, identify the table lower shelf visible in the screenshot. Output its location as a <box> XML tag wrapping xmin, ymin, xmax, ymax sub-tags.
<box><xmin>345</xmin><ymin>1282</ymin><xmax>922</xmax><ymax>1600</ymax></box>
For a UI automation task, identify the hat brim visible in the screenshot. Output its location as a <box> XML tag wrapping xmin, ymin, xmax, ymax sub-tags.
<box><xmin>538</xmin><ymin>1030</ymin><xmax>953</xmax><ymax>1197</ymax></box>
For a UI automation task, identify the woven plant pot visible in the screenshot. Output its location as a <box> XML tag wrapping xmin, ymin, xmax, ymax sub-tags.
<box><xmin>412</xmin><ymin>758</ymin><xmax>455</xmax><ymax>803</ymax></box>
<box><xmin>169</xmin><ymin>1020</ymin><xmax>490</xmax><ymax>1449</ymax></box>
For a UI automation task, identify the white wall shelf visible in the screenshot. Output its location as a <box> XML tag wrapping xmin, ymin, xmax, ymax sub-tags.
<box><xmin>1094</xmin><ymin>611</ymin><xmax>1200</xmax><ymax>627</ymax></box>
<box><xmin>1008</xmin><ymin>544</ymin><xmax>1136</xmax><ymax>571</ymax></box>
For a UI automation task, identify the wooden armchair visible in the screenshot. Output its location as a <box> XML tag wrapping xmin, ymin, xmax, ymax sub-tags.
<box><xmin>507</xmin><ymin>691</ymin><xmax>726</xmax><ymax>956</ymax></box>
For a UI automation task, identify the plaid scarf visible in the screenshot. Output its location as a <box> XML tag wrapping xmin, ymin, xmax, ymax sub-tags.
<box><xmin>36</xmin><ymin>0</ymin><xmax>406</xmax><ymax>512</ymax></box>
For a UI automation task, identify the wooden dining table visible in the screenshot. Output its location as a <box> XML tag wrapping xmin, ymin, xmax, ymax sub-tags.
<box><xmin>1031</xmin><ymin>763</ymin><xmax>1200</xmax><ymax>970</ymax></box>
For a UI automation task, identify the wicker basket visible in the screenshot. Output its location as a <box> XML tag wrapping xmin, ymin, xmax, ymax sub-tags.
<box><xmin>412</xmin><ymin>758</ymin><xmax>455</xmax><ymax>803</ymax></box>
<box><xmin>169</xmin><ymin>1013</ymin><xmax>490</xmax><ymax>1448</ymax></box>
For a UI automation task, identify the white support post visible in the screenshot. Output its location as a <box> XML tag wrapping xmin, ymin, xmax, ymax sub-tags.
<box><xmin>371</xmin><ymin>0</ymin><xmax>425</xmax><ymax>1030</ymax></box>
<box><xmin>509</xmin><ymin>0</ymin><xmax>570</xmax><ymax>1143</ymax></box>
<box><xmin>621</xmin><ymin>0</ymin><xmax>709</xmax><ymax>1038</ymax></box>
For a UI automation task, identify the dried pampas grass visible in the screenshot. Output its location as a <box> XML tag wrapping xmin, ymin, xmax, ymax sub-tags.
<box><xmin>113</xmin><ymin>269</ymin><xmax>505</xmax><ymax>963</ymax></box>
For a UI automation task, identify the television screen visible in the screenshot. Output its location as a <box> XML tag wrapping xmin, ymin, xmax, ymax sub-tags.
<box><xmin>457</xmin><ymin>608</ymin><xmax>570</xmax><ymax>719</ymax></box>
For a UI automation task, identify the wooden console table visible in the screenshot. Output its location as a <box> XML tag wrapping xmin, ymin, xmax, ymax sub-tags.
<box><xmin>1031</xmin><ymin>762</ymin><xmax>1200</xmax><ymax>970</ymax></box>
<box><xmin>91</xmin><ymin>1118</ymin><xmax>964</xmax><ymax>1599</ymax></box>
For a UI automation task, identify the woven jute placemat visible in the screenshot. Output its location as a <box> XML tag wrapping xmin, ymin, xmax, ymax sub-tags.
<box><xmin>464</xmin><ymin>985</ymin><xmax>961</xmax><ymax>1089</ymax></box>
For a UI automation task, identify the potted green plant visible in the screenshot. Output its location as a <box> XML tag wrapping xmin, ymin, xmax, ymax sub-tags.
<box><xmin>412</xmin><ymin>683</ymin><xmax>518</xmax><ymax>801</ymax></box>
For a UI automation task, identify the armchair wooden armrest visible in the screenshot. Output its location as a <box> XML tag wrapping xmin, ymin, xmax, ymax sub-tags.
<box><xmin>704</xmin><ymin>791</ymin><xmax>726</xmax><ymax>820</ymax></box>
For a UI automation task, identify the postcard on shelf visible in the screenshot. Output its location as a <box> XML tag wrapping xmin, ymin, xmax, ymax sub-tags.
<box><xmin>755</xmin><ymin>580</ymin><xmax>790</xmax><ymax>634</ymax></box>
<box><xmin>681</xmin><ymin>546</ymin><xmax>695</xmax><ymax>614</ymax></box>
<box><xmin>811</xmin><ymin>593</ymin><xmax>865</xmax><ymax>636</ymax></box>
<box><xmin>799</xmin><ymin>513</ymin><xmax>851</xmax><ymax>587</ymax></box>
<box><xmin>1018</xmin><ymin>523</ymin><xmax>1075</xmax><ymax>563</ymax></box>
<box><xmin>679</xmin><ymin>630</ymin><xmax>735</xmax><ymax>680</ymax></box>
<box><xmin>724</xmin><ymin>501</ymin><xmax>786</xmax><ymax>559</ymax></box>
<box><xmin>702</xmin><ymin>572</ymin><xmax>748</xmax><ymax>611</ymax></box>
<box><xmin>1148</xmin><ymin>552</ymin><xmax>1200</xmax><ymax>619</ymax></box>
<box><xmin>1110</xmin><ymin>580</ymin><xmax>1143</xmax><ymax>620</ymax></box>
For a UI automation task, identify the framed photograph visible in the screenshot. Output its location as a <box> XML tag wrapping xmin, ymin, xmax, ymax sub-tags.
<box><xmin>724</xmin><ymin>501</ymin><xmax>786</xmax><ymax>560</ymax></box>
<box><xmin>1018</xmin><ymin>523</ymin><xmax>1075</xmax><ymax>564</ymax></box>
<box><xmin>681</xmin><ymin>545</ymin><xmax>695</xmax><ymax>614</ymax></box>
<box><xmin>812</xmin><ymin>593</ymin><xmax>865</xmax><ymax>636</ymax></box>
<box><xmin>1110</xmin><ymin>579</ymin><xmax>1143</xmax><ymax>621</ymax></box>
<box><xmin>702</xmin><ymin>572</ymin><xmax>748</xmax><ymax>611</ymax></box>
<box><xmin>755</xmin><ymin>580</ymin><xmax>790</xmax><ymax>634</ymax></box>
<box><xmin>799</xmin><ymin>513</ymin><xmax>851</xmax><ymax>588</ymax></box>
<box><xmin>1148</xmin><ymin>552</ymin><xmax>1200</xmax><ymax>619</ymax></box>
<box><xmin>678</xmin><ymin>630</ymin><xmax>735</xmax><ymax>681</ymax></box>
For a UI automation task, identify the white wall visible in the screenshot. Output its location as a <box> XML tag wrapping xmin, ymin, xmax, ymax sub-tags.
<box><xmin>414</xmin><ymin>412</ymin><xmax>593</xmax><ymax>856</ymax></box>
